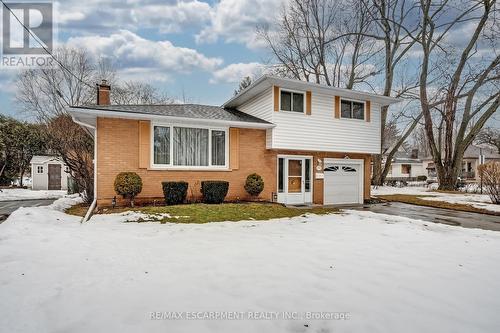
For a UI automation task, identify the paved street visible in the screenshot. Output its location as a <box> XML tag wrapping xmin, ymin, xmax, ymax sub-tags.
<box><xmin>0</xmin><ymin>199</ymin><xmax>56</xmax><ymax>222</ymax></box>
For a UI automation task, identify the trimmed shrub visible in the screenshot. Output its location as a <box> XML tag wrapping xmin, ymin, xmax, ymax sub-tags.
<box><xmin>244</xmin><ymin>173</ymin><xmax>264</xmax><ymax>197</ymax></box>
<box><xmin>162</xmin><ymin>181</ymin><xmax>188</xmax><ymax>205</ymax></box>
<box><xmin>114</xmin><ymin>172</ymin><xmax>143</xmax><ymax>207</ymax></box>
<box><xmin>478</xmin><ymin>162</ymin><xmax>500</xmax><ymax>204</ymax></box>
<box><xmin>416</xmin><ymin>175</ymin><xmax>427</xmax><ymax>181</ymax></box>
<box><xmin>201</xmin><ymin>181</ymin><xmax>229</xmax><ymax>204</ymax></box>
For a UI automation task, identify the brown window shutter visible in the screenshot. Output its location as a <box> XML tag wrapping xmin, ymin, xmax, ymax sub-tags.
<box><xmin>273</xmin><ymin>86</ymin><xmax>280</xmax><ymax>112</ymax></box>
<box><xmin>229</xmin><ymin>128</ymin><xmax>240</xmax><ymax>170</ymax></box>
<box><xmin>306</xmin><ymin>91</ymin><xmax>312</xmax><ymax>115</ymax></box>
<box><xmin>334</xmin><ymin>96</ymin><xmax>340</xmax><ymax>118</ymax></box>
<box><xmin>366</xmin><ymin>101</ymin><xmax>371</xmax><ymax>122</ymax></box>
<box><xmin>138</xmin><ymin>120</ymin><xmax>150</xmax><ymax>169</ymax></box>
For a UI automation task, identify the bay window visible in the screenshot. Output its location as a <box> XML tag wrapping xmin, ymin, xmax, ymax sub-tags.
<box><xmin>153</xmin><ymin>125</ymin><xmax>227</xmax><ymax>168</ymax></box>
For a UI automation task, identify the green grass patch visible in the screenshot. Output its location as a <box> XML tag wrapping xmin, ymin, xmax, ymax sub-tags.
<box><xmin>66</xmin><ymin>202</ymin><xmax>339</xmax><ymax>224</ymax></box>
<box><xmin>377</xmin><ymin>194</ymin><xmax>500</xmax><ymax>216</ymax></box>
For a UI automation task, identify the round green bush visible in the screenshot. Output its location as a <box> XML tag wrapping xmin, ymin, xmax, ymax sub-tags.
<box><xmin>162</xmin><ymin>181</ymin><xmax>188</xmax><ymax>205</ymax></box>
<box><xmin>416</xmin><ymin>175</ymin><xmax>427</xmax><ymax>181</ymax></box>
<box><xmin>114</xmin><ymin>172</ymin><xmax>143</xmax><ymax>206</ymax></box>
<box><xmin>244</xmin><ymin>173</ymin><xmax>264</xmax><ymax>196</ymax></box>
<box><xmin>201</xmin><ymin>181</ymin><xmax>229</xmax><ymax>204</ymax></box>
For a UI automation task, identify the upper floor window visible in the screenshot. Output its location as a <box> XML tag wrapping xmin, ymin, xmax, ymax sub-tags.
<box><xmin>341</xmin><ymin>99</ymin><xmax>365</xmax><ymax>120</ymax></box>
<box><xmin>153</xmin><ymin>125</ymin><xmax>227</xmax><ymax>168</ymax></box>
<box><xmin>280</xmin><ymin>90</ymin><xmax>304</xmax><ymax>113</ymax></box>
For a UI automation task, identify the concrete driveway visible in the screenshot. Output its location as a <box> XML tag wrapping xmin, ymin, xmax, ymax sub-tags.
<box><xmin>357</xmin><ymin>201</ymin><xmax>500</xmax><ymax>232</ymax></box>
<box><xmin>0</xmin><ymin>199</ymin><xmax>56</xmax><ymax>222</ymax></box>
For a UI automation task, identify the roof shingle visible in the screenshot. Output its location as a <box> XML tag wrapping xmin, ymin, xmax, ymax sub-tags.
<box><xmin>72</xmin><ymin>104</ymin><xmax>272</xmax><ymax>125</ymax></box>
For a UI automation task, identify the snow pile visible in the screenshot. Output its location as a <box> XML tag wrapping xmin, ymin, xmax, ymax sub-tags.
<box><xmin>372</xmin><ymin>186</ymin><xmax>500</xmax><ymax>213</ymax></box>
<box><xmin>90</xmin><ymin>211</ymin><xmax>177</xmax><ymax>224</ymax></box>
<box><xmin>1</xmin><ymin>202</ymin><xmax>500</xmax><ymax>332</ymax></box>
<box><xmin>0</xmin><ymin>188</ymin><xmax>66</xmax><ymax>201</ymax></box>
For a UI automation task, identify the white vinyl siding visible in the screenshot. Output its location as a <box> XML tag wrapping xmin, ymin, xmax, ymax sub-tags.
<box><xmin>237</xmin><ymin>87</ymin><xmax>382</xmax><ymax>154</ymax></box>
<box><xmin>271</xmin><ymin>91</ymin><xmax>381</xmax><ymax>154</ymax></box>
<box><xmin>237</xmin><ymin>88</ymin><xmax>273</xmax><ymax>122</ymax></box>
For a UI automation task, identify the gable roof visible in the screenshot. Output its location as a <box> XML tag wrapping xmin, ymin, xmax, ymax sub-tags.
<box><xmin>30</xmin><ymin>155</ymin><xmax>63</xmax><ymax>164</ymax></box>
<box><xmin>69</xmin><ymin>104</ymin><xmax>274</xmax><ymax>129</ymax></box>
<box><xmin>422</xmin><ymin>145</ymin><xmax>500</xmax><ymax>161</ymax></box>
<box><xmin>464</xmin><ymin>145</ymin><xmax>500</xmax><ymax>159</ymax></box>
<box><xmin>224</xmin><ymin>75</ymin><xmax>401</xmax><ymax>108</ymax></box>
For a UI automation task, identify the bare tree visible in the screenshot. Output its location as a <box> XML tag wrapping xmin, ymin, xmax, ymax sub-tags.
<box><xmin>416</xmin><ymin>0</ymin><xmax>499</xmax><ymax>190</ymax></box>
<box><xmin>16</xmin><ymin>47</ymin><xmax>173</xmax><ymax>202</ymax></box>
<box><xmin>476</xmin><ymin>127</ymin><xmax>500</xmax><ymax>153</ymax></box>
<box><xmin>259</xmin><ymin>0</ymin><xmax>425</xmax><ymax>185</ymax></box>
<box><xmin>258</xmin><ymin>0</ymin><xmax>379</xmax><ymax>87</ymax></box>
<box><xmin>362</xmin><ymin>0</ymin><xmax>423</xmax><ymax>184</ymax></box>
<box><xmin>234</xmin><ymin>76</ymin><xmax>252</xmax><ymax>95</ymax></box>
<box><xmin>112</xmin><ymin>81</ymin><xmax>174</xmax><ymax>105</ymax></box>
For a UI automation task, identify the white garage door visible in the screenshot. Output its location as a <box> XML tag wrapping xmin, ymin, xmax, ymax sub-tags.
<box><xmin>324</xmin><ymin>160</ymin><xmax>363</xmax><ymax>205</ymax></box>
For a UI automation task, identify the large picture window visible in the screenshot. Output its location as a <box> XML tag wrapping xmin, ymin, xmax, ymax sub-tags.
<box><xmin>340</xmin><ymin>99</ymin><xmax>365</xmax><ymax>120</ymax></box>
<box><xmin>280</xmin><ymin>90</ymin><xmax>304</xmax><ymax>113</ymax></box>
<box><xmin>174</xmin><ymin>127</ymin><xmax>209</xmax><ymax>166</ymax></box>
<box><xmin>153</xmin><ymin>125</ymin><xmax>227</xmax><ymax>168</ymax></box>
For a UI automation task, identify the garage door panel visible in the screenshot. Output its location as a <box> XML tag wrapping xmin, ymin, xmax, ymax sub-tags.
<box><xmin>323</xmin><ymin>160</ymin><xmax>363</xmax><ymax>205</ymax></box>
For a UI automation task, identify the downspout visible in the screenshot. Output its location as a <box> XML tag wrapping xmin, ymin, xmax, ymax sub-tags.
<box><xmin>72</xmin><ymin>117</ymin><xmax>97</xmax><ymax>223</ymax></box>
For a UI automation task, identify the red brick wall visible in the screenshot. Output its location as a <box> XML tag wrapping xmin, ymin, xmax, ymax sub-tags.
<box><xmin>96</xmin><ymin>117</ymin><xmax>276</xmax><ymax>206</ymax></box>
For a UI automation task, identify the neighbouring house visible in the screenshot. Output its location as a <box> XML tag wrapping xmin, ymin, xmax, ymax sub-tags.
<box><xmin>30</xmin><ymin>155</ymin><xmax>70</xmax><ymax>190</ymax></box>
<box><xmin>386</xmin><ymin>149</ymin><xmax>426</xmax><ymax>181</ymax></box>
<box><xmin>423</xmin><ymin>145</ymin><xmax>500</xmax><ymax>183</ymax></box>
<box><xmin>69</xmin><ymin>76</ymin><xmax>399</xmax><ymax>207</ymax></box>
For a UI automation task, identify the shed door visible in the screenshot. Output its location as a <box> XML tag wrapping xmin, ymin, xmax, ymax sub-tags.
<box><xmin>48</xmin><ymin>164</ymin><xmax>62</xmax><ymax>190</ymax></box>
<box><xmin>324</xmin><ymin>161</ymin><xmax>363</xmax><ymax>205</ymax></box>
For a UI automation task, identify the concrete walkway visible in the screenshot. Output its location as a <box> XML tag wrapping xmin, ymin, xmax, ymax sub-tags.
<box><xmin>0</xmin><ymin>199</ymin><xmax>56</xmax><ymax>222</ymax></box>
<box><xmin>356</xmin><ymin>201</ymin><xmax>500</xmax><ymax>232</ymax></box>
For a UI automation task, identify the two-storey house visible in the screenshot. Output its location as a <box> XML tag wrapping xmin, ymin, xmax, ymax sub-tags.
<box><xmin>69</xmin><ymin>76</ymin><xmax>399</xmax><ymax>207</ymax></box>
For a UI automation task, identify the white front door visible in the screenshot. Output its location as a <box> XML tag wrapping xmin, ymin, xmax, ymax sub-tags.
<box><xmin>277</xmin><ymin>156</ymin><xmax>312</xmax><ymax>205</ymax></box>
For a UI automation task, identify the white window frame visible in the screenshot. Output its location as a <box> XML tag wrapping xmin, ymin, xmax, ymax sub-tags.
<box><xmin>36</xmin><ymin>165</ymin><xmax>44</xmax><ymax>174</ymax></box>
<box><xmin>339</xmin><ymin>98</ymin><xmax>366</xmax><ymax>121</ymax></box>
<box><xmin>279</xmin><ymin>88</ymin><xmax>306</xmax><ymax>114</ymax></box>
<box><xmin>150</xmin><ymin>122</ymin><xmax>229</xmax><ymax>170</ymax></box>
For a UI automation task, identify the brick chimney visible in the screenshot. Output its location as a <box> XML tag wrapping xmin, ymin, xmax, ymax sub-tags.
<box><xmin>96</xmin><ymin>80</ymin><xmax>111</xmax><ymax>105</ymax></box>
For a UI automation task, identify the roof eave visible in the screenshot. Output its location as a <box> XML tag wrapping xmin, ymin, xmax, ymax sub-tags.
<box><xmin>68</xmin><ymin>107</ymin><xmax>276</xmax><ymax>129</ymax></box>
<box><xmin>224</xmin><ymin>75</ymin><xmax>401</xmax><ymax>108</ymax></box>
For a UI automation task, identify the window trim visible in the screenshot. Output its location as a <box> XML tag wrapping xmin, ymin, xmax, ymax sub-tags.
<box><xmin>339</xmin><ymin>97</ymin><xmax>366</xmax><ymax>121</ymax></box>
<box><xmin>150</xmin><ymin>122</ymin><xmax>229</xmax><ymax>170</ymax></box>
<box><xmin>36</xmin><ymin>165</ymin><xmax>44</xmax><ymax>174</ymax></box>
<box><xmin>279</xmin><ymin>88</ymin><xmax>306</xmax><ymax>114</ymax></box>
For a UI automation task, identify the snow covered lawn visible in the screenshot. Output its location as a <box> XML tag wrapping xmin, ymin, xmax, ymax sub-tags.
<box><xmin>373</xmin><ymin>186</ymin><xmax>500</xmax><ymax>213</ymax></box>
<box><xmin>1</xmin><ymin>197</ymin><xmax>500</xmax><ymax>332</ymax></box>
<box><xmin>0</xmin><ymin>188</ymin><xmax>66</xmax><ymax>201</ymax></box>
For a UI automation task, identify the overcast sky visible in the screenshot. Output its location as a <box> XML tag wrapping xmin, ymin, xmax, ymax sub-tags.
<box><xmin>0</xmin><ymin>0</ymin><xmax>286</xmax><ymax>118</ymax></box>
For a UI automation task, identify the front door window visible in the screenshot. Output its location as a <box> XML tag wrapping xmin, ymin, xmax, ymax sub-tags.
<box><xmin>288</xmin><ymin>159</ymin><xmax>302</xmax><ymax>193</ymax></box>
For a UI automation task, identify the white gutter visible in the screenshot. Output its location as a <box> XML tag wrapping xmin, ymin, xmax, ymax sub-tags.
<box><xmin>72</xmin><ymin>115</ymin><xmax>97</xmax><ymax>223</ymax></box>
